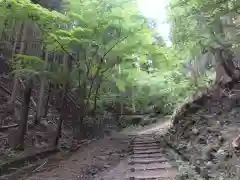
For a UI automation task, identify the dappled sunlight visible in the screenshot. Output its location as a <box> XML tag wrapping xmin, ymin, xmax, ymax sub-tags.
<box><xmin>122</xmin><ymin>119</ymin><xmax>172</xmax><ymax>135</ymax></box>
<box><xmin>138</xmin><ymin>120</ymin><xmax>172</xmax><ymax>135</ymax></box>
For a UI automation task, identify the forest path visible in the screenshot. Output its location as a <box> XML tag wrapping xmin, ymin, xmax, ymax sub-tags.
<box><xmin>3</xmin><ymin>119</ymin><xmax>173</xmax><ymax>180</ymax></box>
<box><xmin>6</xmin><ymin>133</ymin><xmax>130</xmax><ymax>180</ymax></box>
<box><xmin>94</xmin><ymin>119</ymin><xmax>178</xmax><ymax>180</ymax></box>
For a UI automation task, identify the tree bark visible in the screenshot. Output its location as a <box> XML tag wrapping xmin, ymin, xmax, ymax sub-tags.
<box><xmin>54</xmin><ymin>84</ymin><xmax>67</xmax><ymax>147</ymax></box>
<box><xmin>13</xmin><ymin>78</ymin><xmax>33</xmax><ymax>150</ymax></box>
<box><xmin>72</xmin><ymin>84</ymin><xmax>87</xmax><ymax>139</ymax></box>
<box><xmin>18</xmin><ymin>77</ymin><xmax>37</xmax><ymax>109</ymax></box>
<box><xmin>35</xmin><ymin>47</ymin><xmax>48</xmax><ymax>125</ymax></box>
<box><xmin>214</xmin><ymin>48</ymin><xmax>240</xmax><ymax>85</ymax></box>
<box><xmin>43</xmin><ymin>82</ymin><xmax>53</xmax><ymax>118</ymax></box>
<box><xmin>54</xmin><ymin>54</ymin><xmax>72</xmax><ymax>147</ymax></box>
<box><xmin>7</xmin><ymin>23</ymin><xmax>27</xmax><ymax>111</ymax></box>
<box><xmin>44</xmin><ymin>52</ymin><xmax>56</xmax><ymax>112</ymax></box>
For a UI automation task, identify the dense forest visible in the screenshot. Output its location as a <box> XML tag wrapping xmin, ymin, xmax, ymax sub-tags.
<box><xmin>1</xmin><ymin>0</ymin><xmax>240</xmax><ymax>179</ymax></box>
<box><xmin>0</xmin><ymin>0</ymin><xmax>206</xmax><ymax>148</ymax></box>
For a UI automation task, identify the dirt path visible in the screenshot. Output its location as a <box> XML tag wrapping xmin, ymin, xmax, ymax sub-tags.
<box><xmin>2</xmin><ymin>119</ymin><xmax>174</xmax><ymax>180</ymax></box>
<box><xmin>16</xmin><ymin>133</ymin><xmax>131</xmax><ymax>180</ymax></box>
<box><xmin>122</xmin><ymin>119</ymin><xmax>172</xmax><ymax>136</ymax></box>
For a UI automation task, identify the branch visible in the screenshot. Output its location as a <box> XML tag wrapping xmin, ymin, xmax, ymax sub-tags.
<box><xmin>102</xmin><ymin>35</ymin><xmax>129</xmax><ymax>59</ymax></box>
<box><xmin>67</xmin><ymin>94</ymin><xmax>80</xmax><ymax>109</ymax></box>
<box><xmin>100</xmin><ymin>56</ymin><xmax>123</xmax><ymax>74</ymax></box>
<box><xmin>36</xmin><ymin>25</ymin><xmax>78</xmax><ymax>64</ymax></box>
<box><xmin>86</xmin><ymin>35</ymin><xmax>130</xmax><ymax>105</ymax></box>
<box><xmin>0</xmin><ymin>124</ymin><xmax>19</xmax><ymax>132</ymax></box>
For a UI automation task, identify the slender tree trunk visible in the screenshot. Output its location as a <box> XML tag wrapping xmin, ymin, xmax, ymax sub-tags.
<box><xmin>73</xmin><ymin>84</ymin><xmax>87</xmax><ymax>139</ymax></box>
<box><xmin>93</xmin><ymin>81</ymin><xmax>101</xmax><ymax>115</ymax></box>
<box><xmin>132</xmin><ymin>87</ymin><xmax>136</xmax><ymax>112</ymax></box>
<box><xmin>120</xmin><ymin>100</ymin><xmax>123</xmax><ymax>117</ymax></box>
<box><xmin>54</xmin><ymin>54</ymin><xmax>72</xmax><ymax>147</ymax></box>
<box><xmin>54</xmin><ymin>84</ymin><xmax>68</xmax><ymax>147</ymax></box>
<box><xmin>0</xmin><ymin>19</ymin><xmax>8</xmax><ymax>42</ymax></box>
<box><xmin>7</xmin><ymin>23</ymin><xmax>26</xmax><ymax>111</ymax></box>
<box><xmin>46</xmin><ymin>52</ymin><xmax>56</xmax><ymax>108</ymax></box>
<box><xmin>43</xmin><ymin>82</ymin><xmax>52</xmax><ymax>117</ymax></box>
<box><xmin>12</xmin><ymin>28</ymin><xmax>18</xmax><ymax>55</ymax></box>
<box><xmin>89</xmin><ymin>74</ymin><xmax>102</xmax><ymax>114</ymax></box>
<box><xmin>35</xmin><ymin>47</ymin><xmax>48</xmax><ymax>124</ymax></box>
<box><xmin>13</xmin><ymin>78</ymin><xmax>33</xmax><ymax>150</ymax></box>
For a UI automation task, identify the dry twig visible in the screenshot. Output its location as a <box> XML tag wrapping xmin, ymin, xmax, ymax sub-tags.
<box><xmin>21</xmin><ymin>159</ymin><xmax>48</xmax><ymax>179</ymax></box>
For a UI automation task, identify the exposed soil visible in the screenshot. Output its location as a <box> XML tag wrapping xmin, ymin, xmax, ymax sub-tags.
<box><xmin>1</xmin><ymin>132</ymin><xmax>130</xmax><ymax>180</ymax></box>
<box><xmin>1</xmin><ymin>120</ymin><xmax>176</xmax><ymax>180</ymax></box>
<box><xmin>164</xmin><ymin>84</ymin><xmax>240</xmax><ymax>179</ymax></box>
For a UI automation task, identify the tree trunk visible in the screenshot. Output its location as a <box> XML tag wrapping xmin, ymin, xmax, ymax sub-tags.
<box><xmin>54</xmin><ymin>54</ymin><xmax>72</xmax><ymax>147</ymax></box>
<box><xmin>43</xmin><ymin>82</ymin><xmax>53</xmax><ymax>118</ymax></box>
<box><xmin>13</xmin><ymin>78</ymin><xmax>33</xmax><ymax>150</ymax></box>
<box><xmin>35</xmin><ymin>47</ymin><xmax>48</xmax><ymax>125</ymax></box>
<box><xmin>7</xmin><ymin>23</ymin><xmax>27</xmax><ymax>111</ymax></box>
<box><xmin>9</xmin><ymin>19</ymin><xmax>18</xmax><ymax>56</ymax></box>
<box><xmin>91</xmin><ymin>76</ymin><xmax>103</xmax><ymax>115</ymax></box>
<box><xmin>6</xmin><ymin>76</ymin><xmax>18</xmax><ymax>112</ymax></box>
<box><xmin>132</xmin><ymin>88</ymin><xmax>136</xmax><ymax>112</ymax></box>
<box><xmin>44</xmin><ymin>52</ymin><xmax>55</xmax><ymax>110</ymax></box>
<box><xmin>214</xmin><ymin>48</ymin><xmax>239</xmax><ymax>85</ymax></box>
<box><xmin>72</xmin><ymin>84</ymin><xmax>87</xmax><ymax>139</ymax></box>
<box><xmin>215</xmin><ymin>55</ymin><xmax>230</xmax><ymax>84</ymax></box>
<box><xmin>54</xmin><ymin>84</ymin><xmax>67</xmax><ymax>147</ymax></box>
<box><xmin>92</xmin><ymin>84</ymin><xmax>100</xmax><ymax>115</ymax></box>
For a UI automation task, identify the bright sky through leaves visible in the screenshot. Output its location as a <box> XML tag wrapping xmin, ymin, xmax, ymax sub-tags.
<box><xmin>137</xmin><ymin>0</ymin><xmax>171</xmax><ymax>44</ymax></box>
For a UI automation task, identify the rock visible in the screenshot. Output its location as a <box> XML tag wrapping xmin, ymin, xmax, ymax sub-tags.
<box><xmin>187</xmin><ymin>142</ymin><xmax>191</xmax><ymax>149</ymax></box>
<box><xmin>192</xmin><ymin>127</ymin><xmax>199</xmax><ymax>135</ymax></box>
<box><xmin>214</xmin><ymin>148</ymin><xmax>227</xmax><ymax>161</ymax></box>
<box><xmin>86</xmin><ymin>165</ymin><xmax>101</xmax><ymax>175</ymax></box>
<box><xmin>202</xmin><ymin>144</ymin><xmax>218</xmax><ymax>161</ymax></box>
<box><xmin>196</xmin><ymin>160</ymin><xmax>201</xmax><ymax>165</ymax></box>
<box><xmin>176</xmin><ymin>143</ymin><xmax>187</xmax><ymax>151</ymax></box>
<box><xmin>104</xmin><ymin>164</ymin><xmax>110</xmax><ymax>168</ymax></box>
<box><xmin>200</xmin><ymin>167</ymin><xmax>210</xmax><ymax>178</ymax></box>
<box><xmin>232</xmin><ymin>134</ymin><xmax>240</xmax><ymax>149</ymax></box>
<box><xmin>206</xmin><ymin>161</ymin><xmax>213</xmax><ymax>169</ymax></box>
<box><xmin>98</xmin><ymin>156</ymin><xmax>108</xmax><ymax>160</ymax></box>
<box><xmin>218</xmin><ymin>135</ymin><xmax>225</xmax><ymax>143</ymax></box>
<box><xmin>119</xmin><ymin>154</ymin><xmax>124</xmax><ymax>157</ymax></box>
<box><xmin>198</xmin><ymin>136</ymin><xmax>207</xmax><ymax>145</ymax></box>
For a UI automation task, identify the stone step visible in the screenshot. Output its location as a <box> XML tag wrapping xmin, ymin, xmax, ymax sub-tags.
<box><xmin>128</xmin><ymin>162</ymin><xmax>173</xmax><ymax>171</ymax></box>
<box><xmin>129</xmin><ymin>157</ymin><xmax>168</xmax><ymax>164</ymax></box>
<box><xmin>133</xmin><ymin>140</ymin><xmax>156</xmax><ymax>144</ymax></box>
<box><xmin>126</xmin><ymin>169</ymin><xmax>178</xmax><ymax>179</ymax></box>
<box><xmin>133</xmin><ymin>149</ymin><xmax>162</xmax><ymax>155</ymax></box>
<box><xmin>133</xmin><ymin>146</ymin><xmax>159</xmax><ymax>151</ymax></box>
<box><xmin>131</xmin><ymin>143</ymin><xmax>159</xmax><ymax>147</ymax></box>
<box><xmin>130</xmin><ymin>153</ymin><xmax>163</xmax><ymax>158</ymax></box>
<box><xmin>134</xmin><ymin>138</ymin><xmax>155</xmax><ymax>141</ymax></box>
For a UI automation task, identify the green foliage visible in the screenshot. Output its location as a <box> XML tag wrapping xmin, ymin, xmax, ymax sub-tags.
<box><xmin>1</xmin><ymin>0</ymin><xmax>220</xmax><ymax>118</ymax></box>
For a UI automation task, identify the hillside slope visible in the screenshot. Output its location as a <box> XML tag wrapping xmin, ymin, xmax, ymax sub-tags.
<box><xmin>164</xmin><ymin>83</ymin><xmax>240</xmax><ymax>179</ymax></box>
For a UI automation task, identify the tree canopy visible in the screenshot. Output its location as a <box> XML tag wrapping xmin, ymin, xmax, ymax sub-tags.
<box><xmin>2</xmin><ymin>0</ymin><xmax>236</xmax><ymax>134</ymax></box>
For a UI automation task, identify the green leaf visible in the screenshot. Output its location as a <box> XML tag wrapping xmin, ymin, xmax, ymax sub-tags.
<box><xmin>115</xmin><ymin>79</ymin><xmax>126</xmax><ymax>92</ymax></box>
